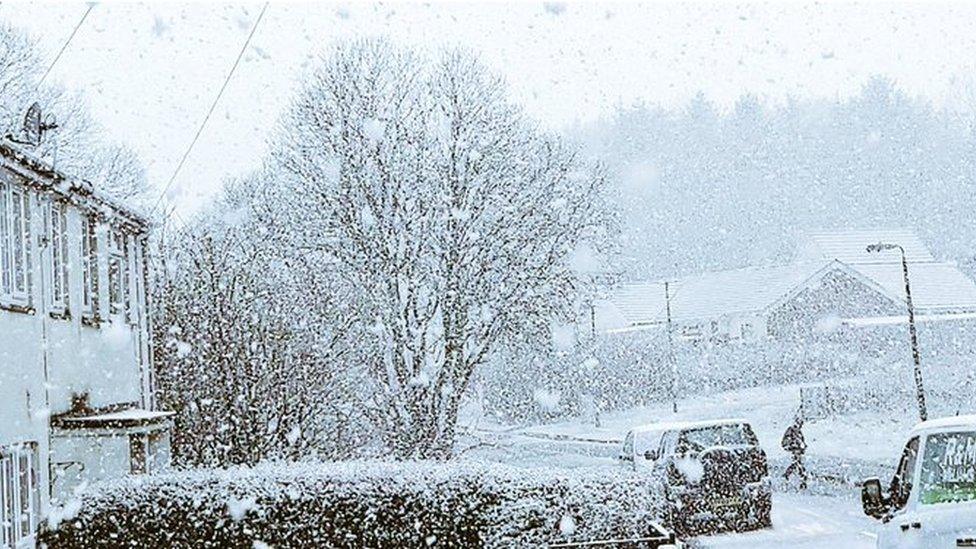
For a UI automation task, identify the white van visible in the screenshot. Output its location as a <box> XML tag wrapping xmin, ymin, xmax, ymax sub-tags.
<box><xmin>861</xmin><ymin>414</ymin><xmax>976</xmax><ymax>548</ymax></box>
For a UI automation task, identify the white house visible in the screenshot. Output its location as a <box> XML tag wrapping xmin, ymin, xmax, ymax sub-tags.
<box><xmin>594</xmin><ymin>228</ymin><xmax>976</xmax><ymax>342</ymax></box>
<box><xmin>0</xmin><ymin>140</ymin><xmax>170</xmax><ymax>548</ymax></box>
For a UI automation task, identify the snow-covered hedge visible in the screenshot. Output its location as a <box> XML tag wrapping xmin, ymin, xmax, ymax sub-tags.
<box><xmin>42</xmin><ymin>461</ymin><xmax>665</xmax><ymax>548</ymax></box>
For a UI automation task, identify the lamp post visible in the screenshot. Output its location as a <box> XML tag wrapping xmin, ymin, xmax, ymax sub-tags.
<box><xmin>664</xmin><ymin>281</ymin><xmax>677</xmax><ymax>413</ymax></box>
<box><xmin>866</xmin><ymin>242</ymin><xmax>928</xmax><ymax>421</ymax></box>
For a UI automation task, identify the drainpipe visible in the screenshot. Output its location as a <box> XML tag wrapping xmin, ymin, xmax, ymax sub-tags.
<box><xmin>37</xmin><ymin>202</ymin><xmax>53</xmax><ymax>502</ymax></box>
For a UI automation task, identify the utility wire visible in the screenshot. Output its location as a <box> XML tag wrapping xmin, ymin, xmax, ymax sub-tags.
<box><xmin>39</xmin><ymin>3</ymin><xmax>95</xmax><ymax>86</ymax></box>
<box><xmin>149</xmin><ymin>1</ymin><xmax>269</xmax><ymax>217</ymax></box>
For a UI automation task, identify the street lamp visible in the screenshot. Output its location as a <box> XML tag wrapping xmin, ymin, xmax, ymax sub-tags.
<box><xmin>664</xmin><ymin>281</ymin><xmax>677</xmax><ymax>414</ymax></box>
<box><xmin>866</xmin><ymin>242</ymin><xmax>928</xmax><ymax>421</ymax></box>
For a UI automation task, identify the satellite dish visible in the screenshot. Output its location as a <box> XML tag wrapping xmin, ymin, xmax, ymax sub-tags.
<box><xmin>7</xmin><ymin>102</ymin><xmax>59</xmax><ymax>147</ymax></box>
<box><xmin>23</xmin><ymin>102</ymin><xmax>42</xmax><ymax>146</ymax></box>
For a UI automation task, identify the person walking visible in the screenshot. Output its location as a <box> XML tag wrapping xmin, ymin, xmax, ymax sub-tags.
<box><xmin>781</xmin><ymin>413</ymin><xmax>809</xmax><ymax>490</ymax></box>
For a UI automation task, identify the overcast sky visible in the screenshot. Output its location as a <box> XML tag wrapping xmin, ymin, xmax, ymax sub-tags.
<box><xmin>5</xmin><ymin>1</ymin><xmax>976</xmax><ymax>216</ymax></box>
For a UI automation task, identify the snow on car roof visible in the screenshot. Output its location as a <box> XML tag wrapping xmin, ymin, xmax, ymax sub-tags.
<box><xmin>629</xmin><ymin>418</ymin><xmax>750</xmax><ymax>435</ymax></box>
<box><xmin>910</xmin><ymin>414</ymin><xmax>976</xmax><ymax>435</ymax></box>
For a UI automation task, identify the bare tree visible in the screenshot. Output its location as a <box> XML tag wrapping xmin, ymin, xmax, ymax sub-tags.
<box><xmin>152</xmin><ymin>174</ymin><xmax>372</xmax><ymax>466</ymax></box>
<box><xmin>0</xmin><ymin>22</ymin><xmax>150</xmax><ymax>205</ymax></box>
<box><xmin>270</xmin><ymin>40</ymin><xmax>613</xmax><ymax>458</ymax></box>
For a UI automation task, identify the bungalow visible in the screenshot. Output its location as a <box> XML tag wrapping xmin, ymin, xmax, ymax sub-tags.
<box><xmin>0</xmin><ymin>140</ymin><xmax>170</xmax><ymax>547</ymax></box>
<box><xmin>594</xmin><ymin>228</ymin><xmax>976</xmax><ymax>342</ymax></box>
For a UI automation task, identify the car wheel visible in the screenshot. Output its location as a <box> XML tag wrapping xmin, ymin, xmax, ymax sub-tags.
<box><xmin>755</xmin><ymin>502</ymin><xmax>772</xmax><ymax>530</ymax></box>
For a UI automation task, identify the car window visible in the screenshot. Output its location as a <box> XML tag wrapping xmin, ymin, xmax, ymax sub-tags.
<box><xmin>918</xmin><ymin>431</ymin><xmax>976</xmax><ymax>506</ymax></box>
<box><xmin>891</xmin><ymin>436</ymin><xmax>919</xmax><ymax>511</ymax></box>
<box><xmin>679</xmin><ymin>423</ymin><xmax>759</xmax><ymax>452</ymax></box>
<box><xmin>622</xmin><ymin>432</ymin><xmax>634</xmax><ymax>458</ymax></box>
<box><xmin>661</xmin><ymin>431</ymin><xmax>679</xmax><ymax>456</ymax></box>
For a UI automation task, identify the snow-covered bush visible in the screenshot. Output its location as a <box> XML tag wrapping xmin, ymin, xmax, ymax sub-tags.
<box><xmin>41</xmin><ymin>461</ymin><xmax>664</xmax><ymax>548</ymax></box>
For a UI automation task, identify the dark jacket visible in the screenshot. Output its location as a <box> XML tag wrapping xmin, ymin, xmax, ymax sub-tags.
<box><xmin>781</xmin><ymin>423</ymin><xmax>806</xmax><ymax>455</ymax></box>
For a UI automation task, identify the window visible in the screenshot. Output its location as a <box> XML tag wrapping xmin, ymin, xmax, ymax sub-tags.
<box><xmin>46</xmin><ymin>199</ymin><xmax>70</xmax><ymax>315</ymax></box>
<box><xmin>679</xmin><ymin>423</ymin><xmax>759</xmax><ymax>453</ymax></box>
<box><xmin>660</xmin><ymin>430</ymin><xmax>679</xmax><ymax>456</ymax></box>
<box><xmin>681</xmin><ymin>324</ymin><xmax>703</xmax><ymax>341</ymax></box>
<box><xmin>621</xmin><ymin>432</ymin><xmax>634</xmax><ymax>461</ymax></box>
<box><xmin>81</xmin><ymin>215</ymin><xmax>99</xmax><ymax>321</ymax></box>
<box><xmin>890</xmin><ymin>436</ymin><xmax>919</xmax><ymax>511</ymax></box>
<box><xmin>0</xmin><ymin>443</ymin><xmax>40</xmax><ymax>548</ymax></box>
<box><xmin>126</xmin><ymin>236</ymin><xmax>142</xmax><ymax>326</ymax></box>
<box><xmin>130</xmin><ymin>434</ymin><xmax>147</xmax><ymax>475</ymax></box>
<box><xmin>919</xmin><ymin>431</ymin><xmax>976</xmax><ymax>506</ymax></box>
<box><xmin>147</xmin><ymin>431</ymin><xmax>170</xmax><ymax>474</ymax></box>
<box><xmin>108</xmin><ymin>228</ymin><xmax>130</xmax><ymax>320</ymax></box>
<box><xmin>0</xmin><ymin>180</ymin><xmax>32</xmax><ymax>308</ymax></box>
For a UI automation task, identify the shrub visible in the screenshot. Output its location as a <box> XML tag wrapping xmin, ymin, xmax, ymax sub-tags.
<box><xmin>42</xmin><ymin>461</ymin><xmax>665</xmax><ymax>548</ymax></box>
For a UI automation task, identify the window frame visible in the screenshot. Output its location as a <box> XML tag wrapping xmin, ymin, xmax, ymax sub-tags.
<box><xmin>107</xmin><ymin>226</ymin><xmax>130</xmax><ymax>322</ymax></box>
<box><xmin>130</xmin><ymin>434</ymin><xmax>148</xmax><ymax>475</ymax></box>
<box><xmin>0</xmin><ymin>443</ymin><xmax>40</xmax><ymax>548</ymax></box>
<box><xmin>81</xmin><ymin>213</ymin><xmax>100</xmax><ymax>324</ymax></box>
<box><xmin>0</xmin><ymin>178</ymin><xmax>33</xmax><ymax>311</ymax></box>
<box><xmin>45</xmin><ymin>197</ymin><xmax>71</xmax><ymax>318</ymax></box>
<box><xmin>890</xmin><ymin>436</ymin><xmax>920</xmax><ymax>512</ymax></box>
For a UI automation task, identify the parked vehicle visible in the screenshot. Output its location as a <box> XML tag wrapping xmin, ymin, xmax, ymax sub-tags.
<box><xmin>620</xmin><ymin>419</ymin><xmax>772</xmax><ymax>535</ymax></box>
<box><xmin>861</xmin><ymin>414</ymin><xmax>976</xmax><ymax>548</ymax></box>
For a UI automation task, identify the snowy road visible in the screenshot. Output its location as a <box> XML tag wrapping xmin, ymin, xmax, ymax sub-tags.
<box><xmin>694</xmin><ymin>492</ymin><xmax>877</xmax><ymax>548</ymax></box>
<box><xmin>464</xmin><ymin>426</ymin><xmax>882</xmax><ymax>548</ymax></box>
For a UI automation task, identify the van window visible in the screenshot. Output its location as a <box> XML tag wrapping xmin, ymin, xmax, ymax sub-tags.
<box><xmin>919</xmin><ymin>431</ymin><xmax>976</xmax><ymax>506</ymax></box>
<box><xmin>890</xmin><ymin>436</ymin><xmax>919</xmax><ymax>511</ymax></box>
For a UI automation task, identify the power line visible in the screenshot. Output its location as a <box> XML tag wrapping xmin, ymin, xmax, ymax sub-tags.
<box><xmin>149</xmin><ymin>1</ymin><xmax>269</xmax><ymax>217</ymax></box>
<box><xmin>39</xmin><ymin>3</ymin><xmax>95</xmax><ymax>86</ymax></box>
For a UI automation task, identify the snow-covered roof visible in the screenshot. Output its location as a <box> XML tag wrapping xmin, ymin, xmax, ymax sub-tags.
<box><xmin>630</xmin><ymin>418</ymin><xmax>750</xmax><ymax>435</ymax></box>
<box><xmin>849</xmin><ymin>262</ymin><xmax>976</xmax><ymax>312</ymax></box>
<box><xmin>911</xmin><ymin>414</ymin><xmax>976</xmax><ymax>436</ymax></box>
<box><xmin>668</xmin><ymin>262</ymin><xmax>828</xmax><ymax>322</ymax></box>
<box><xmin>0</xmin><ymin>140</ymin><xmax>149</xmax><ymax>231</ymax></box>
<box><xmin>798</xmin><ymin>228</ymin><xmax>935</xmax><ymax>265</ymax></box>
<box><xmin>610</xmin><ymin>282</ymin><xmax>668</xmax><ymax>326</ymax></box>
<box><xmin>602</xmin><ymin>262</ymin><xmax>833</xmax><ymax>325</ymax></box>
<box><xmin>842</xmin><ymin>311</ymin><xmax>976</xmax><ymax>328</ymax></box>
<box><xmin>597</xmin><ymin>229</ymin><xmax>976</xmax><ymax>330</ymax></box>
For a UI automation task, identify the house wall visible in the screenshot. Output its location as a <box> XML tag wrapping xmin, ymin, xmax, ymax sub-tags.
<box><xmin>766</xmin><ymin>267</ymin><xmax>902</xmax><ymax>340</ymax></box>
<box><xmin>49</xmin><ymin>433</ymin><xmax>130</xmax><ymax>498</ymax></box>
<box><xmin>0</xmin><ymin>168</ymin><xmax>151</xmax><ymax>513</ymax></box>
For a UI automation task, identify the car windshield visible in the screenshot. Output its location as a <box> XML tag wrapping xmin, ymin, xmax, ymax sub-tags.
<box><xmin>681</xmin><ymin>423</ymin><xmax>758</xmax><ymax>451</ymax></box>
<box><xmin>919</xmin><ymin>431</ymin><xmax>976</xmax><ymax>506</ymax></box>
